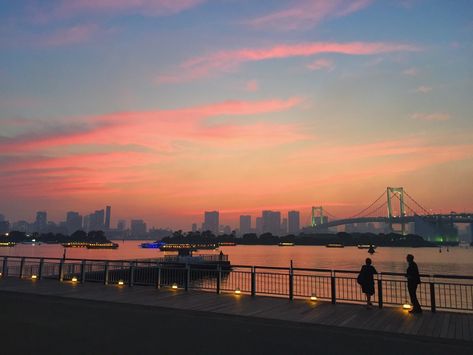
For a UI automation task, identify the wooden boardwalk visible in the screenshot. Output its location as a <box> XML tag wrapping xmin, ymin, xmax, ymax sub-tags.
<box><xmin>1</xmin><ymin>278</ymin><xmax>472</xmax><ymax>343</ymax></box>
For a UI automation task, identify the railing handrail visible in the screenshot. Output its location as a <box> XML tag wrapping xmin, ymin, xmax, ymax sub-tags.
<box><xmin>1</xmin><ymin>254</ymin><xmax>473</xmax><ymax>281</ymax></box>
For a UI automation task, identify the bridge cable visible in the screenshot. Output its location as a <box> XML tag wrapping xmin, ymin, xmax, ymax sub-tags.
<box><xmin>350</xmin><ymin>191</ymin><xmax>386</xmax><ymax>218</ymax></box>
<box><xmin>403</xmin><ymin>190</ymin><xmax>431</xmax><ymax>215</ymax></box>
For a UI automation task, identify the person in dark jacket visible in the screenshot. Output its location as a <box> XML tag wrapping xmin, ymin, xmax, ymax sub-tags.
<box><xmin>406</xmin><ymin>254</ymin><xmax>422</xmax><ymax>313</ymax></box>
<box><xmin>357</xmin><ymin>258</ymin><xmax>378</xmax><ymax>308</ymax></box>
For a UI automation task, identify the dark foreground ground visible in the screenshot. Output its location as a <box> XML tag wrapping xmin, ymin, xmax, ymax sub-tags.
<box><xmin>0</xmin><ymin>291</ymin><xmax>471</xmax><ymax>355</ymax></box>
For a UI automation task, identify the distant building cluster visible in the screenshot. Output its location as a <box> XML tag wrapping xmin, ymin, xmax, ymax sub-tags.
<box><xmin>0</xmin><ymin>207</ymin><xmax>171</xmax><ymax>240</ymax></box>
<box><xmin>193</xmin><ymin>209</ymin><xmax>302</xmax><ymax>237</ymax></box>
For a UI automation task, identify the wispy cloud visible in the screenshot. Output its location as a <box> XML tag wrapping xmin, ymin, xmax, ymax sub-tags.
<box><xmin>245</xmin><ymin>0</ymin><xmax>372</xmax><ymax>31</ymax></box>
<box><xmin>403</xmin><ymin>67</ymin><xmax>418</xmax><ymax>76</ymax></box>
<box><xmin>410</xmin><ymin>112</ymin><xmax>451</xmax><ymax>121</ymax></box>
<box><xmin>415</xmin><ymin>85</ymin><xmax>432</xmax><ymax>93</ymax></box>
<box><xmin>307</xmin><ymin>58</ymin><xmax>335</xmax><ymax>71</ymax></box>
<box><xmin>244</xmin><ymin>80</ymin><xmax>259</xmax><ymax>92</ymax></box>
<box><xmin>157</xmin><ymin>41</ymin><xmax>420</xmax><ymax>84</ymax></box>
<box><xmin>38</xmin><ymin>24</ymin><xmax>99</xmax><ymax>47</ymax></box>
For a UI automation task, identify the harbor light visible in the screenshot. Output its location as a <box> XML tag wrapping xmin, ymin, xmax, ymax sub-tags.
<box><xmin>171</xmin><ymin>283</ymin><xmax>178</xmax><ymax>289</ymax></box>
<box><xmin>71</xmin><ymin>276</ymin><xmax>78</xmax><ymax>283</ymax></box>
<box><xmin>402</xmin><ymin>302</ymin><xmax>411</xmax><ymax>310</ymax></box>
<box><xmin>31</xmin><ymin>274</ymin><xmax>37</xmax><ymax>280</ymax></box>
<box><xmin>118</xmin><ymin>280</ymin><xmax>124</xmax><ymax>286</ymax></box>
<box><xmin>234</xmin><ymin>288</ymin><xmax>241</xmax><ymax>295</ymax></box>
<box><xmin>310</xmin><ymin>294</ymin><xmax>318</xmax><ymax>301</ymax></box>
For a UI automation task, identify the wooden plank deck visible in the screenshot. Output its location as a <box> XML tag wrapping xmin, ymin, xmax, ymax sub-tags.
<box><xmin>0</xmin><ymin>278</ymin><xmax>472</xmax><ymax>343</ymax></box>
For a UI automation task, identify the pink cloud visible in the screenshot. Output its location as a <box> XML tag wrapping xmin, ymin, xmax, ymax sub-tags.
<box><xmin>157</xmin><ymin>41</ymin><xmax>420</xmax><ymax>83</ymax></box>
<box><xmin>307</xmin><ymin>58</ymin><xmax>335</xmax><ymax>71</ymax></box>
<box><xmin>410</xmin><ymin>113</ymin><xmax>451</xmax><ymax>121</ymax></box>
<box><xmin>39</xmin><ymin>24</ymin><xmax>99</xmax><ymax>46</ymax></box>
<box><xmin>246</xmin><ymin>0</ymin><xmax>372</xmax><ymax>31</ymax></box>
<box><xmin>245</xmin><ymin>80</ymin><xmax>259</xmax><ymax>92</ymax></box>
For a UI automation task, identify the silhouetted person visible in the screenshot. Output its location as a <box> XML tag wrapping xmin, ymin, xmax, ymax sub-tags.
<box><xmin>357</xmin><ymin>258</ymin><xmax>377</xmax><ymax>308</ymax></box>
<box><xmin>406</xmin><ymin>254</ymin><xmax>422</xmax><ymax>313</ymax></box>
<box><xmin>219</xmin><ymin>250</ymin><xmax>224</xmax><ymax>261</ymax></box>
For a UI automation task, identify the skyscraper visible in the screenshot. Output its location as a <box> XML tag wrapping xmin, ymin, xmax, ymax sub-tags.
<box><xmin>239</xmin><ymin>215</ymin><xmax>251</xmax><ymax>235</ymax></box>
<box><xmin>117</xmin><ymin>219</ymin><xmax>126</xmax><ymax>231</ymax></box>
<box><xmin>66</xmin><ymin>211</ymin><xmax>83</xmax><ymax>234</ymax></box>
<box><xmin>288</xmin><ymin>211</ymin><xmax>300</xmax><ymax>235</ymax></box>
<box><xmin>105</xmin><ymin>205</ymin><xmax>111</xmax><ymax>230</ymax></box>
<box><xmin>35</xmin><ymin>211</ymin><xmax>47</xmax><ymax>232</ymax></box>
<box><xmin>203</xmin><ymin>211</ymin><xmax>219</xmax><ymax>235</ymax></box>
<box><xmin>255</xmin><ymin>217</ymin><xmax>263</xmax><ymax>235</ymax></box>
<box><xmin>262</xmin><ymin>210</ymin><xmax>281</xmax><ymax>236</ymax></box>
<box><xmin>88</xmin><ymin>209</ymin><xmax>105</xmax><ymax>231</ymax></box>
<box><xmin>131</xmin><ymin>219</ymin><xmax>147</xmax><ymax>238</ymax></box>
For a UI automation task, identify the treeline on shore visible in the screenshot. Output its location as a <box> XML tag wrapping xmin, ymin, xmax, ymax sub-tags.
<box><xmin>1</xmin><ymin>230</ymin><xmax>110</xmax><ymax>244</ymax></box>
<box><xmin>162</xmin><ymin>231</ymin><xmax>436</xmax><ymax>247</ymax></box>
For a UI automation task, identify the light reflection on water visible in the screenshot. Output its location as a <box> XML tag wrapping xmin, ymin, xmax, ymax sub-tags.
<box><xmin>1</xmin><ymin>242</ymin><xmax>472</xmax><ymax>276</ymax></box>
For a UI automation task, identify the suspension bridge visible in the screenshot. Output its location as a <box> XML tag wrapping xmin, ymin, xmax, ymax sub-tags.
<box><xmin>310</xmin><ymin>187</ymin><xmax>473</xmax><ymax>240</ymax></box>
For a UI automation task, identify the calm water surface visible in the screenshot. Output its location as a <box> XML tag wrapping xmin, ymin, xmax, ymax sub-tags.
<box><xmin>2</xmin><ymin>242</ymin><xmax>472</xmax><ymax>276</ymax></box>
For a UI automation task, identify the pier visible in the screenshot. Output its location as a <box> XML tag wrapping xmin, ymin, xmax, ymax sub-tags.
<box><xmin>1</xmin><ymin>255</ymin><xmax>472</xmax><ymax>354</ymax></box>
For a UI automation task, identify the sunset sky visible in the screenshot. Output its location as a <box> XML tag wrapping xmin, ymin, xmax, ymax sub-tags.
<box><xmin>1</xmin><ymin>0</ymin><xmax>472</xmax><ymax>229</ymax></box>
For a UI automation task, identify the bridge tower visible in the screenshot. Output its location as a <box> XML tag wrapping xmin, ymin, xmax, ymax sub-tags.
<box><xmin>386</xmin><ymin>187</ymin><xmax>407</xmax><ymax>235</ymax></box>
<box><xmin>311</xmin><ymin>206</ymin><xmax>324</xmax><ymax>227</ymax></box>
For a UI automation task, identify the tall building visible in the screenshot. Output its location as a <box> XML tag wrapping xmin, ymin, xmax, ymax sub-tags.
<box><xmin>35</xmin><ymin>211</ymin><xmax>47</xmax><ymax>232</ymax></box>
<box><xmin>288</xmin><ymin>211</ymin><xmax>300</xmax><ymax>235</ymax></box>
<box><xmin>88</xmin><ymin>209</ymin><xmax>105</xmax><ymax>231</ymax></box>
<box><xmin>105</xmin><ymin>206</ymin><xmax>111</xmax><ymax>230</ymax></box>
<box><xmin>191</xmin><ymin>223</ymin><xmax>197</xmax><ymax>232</ymax></box>
<box><xmin>131</xmin><ymin>219</ymin><xmax>147</xmax><ymax>238</ymax></box>
<box><xmin>239</xmin><ymin>215</ymin><xmax>251</xmax><ymax>236</ymax></box>
<box><xmin>255</xmin><ymin>217</ymin><xmax>263</xmax><ymax>235</ymax></box>
<box><xmin>66</xmin><ymin>211</ymin><xmax>83</xmax><ymax>234</ymax></box>
<box><xmin>203</xmin><ymin>211</ymin><xmax>219</xmax><ymax>235</ymax></box>
<box><xmin>262</xmin><ymin>210</ymin><xmax>281</xmax><ymax>236</ymax></box>
<box><xmin>117</xmin><ymin>219</ymin><xmax>126</xmax><ymax>231</ymax></box>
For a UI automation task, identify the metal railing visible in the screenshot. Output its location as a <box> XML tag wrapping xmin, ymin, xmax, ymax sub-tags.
<box><xmin>1</xmin><ymin>255</ymin><xmax>472</xmax><ymax>313</ymax></box>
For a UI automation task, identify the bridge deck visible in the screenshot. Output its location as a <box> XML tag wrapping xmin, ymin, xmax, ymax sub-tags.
<box><xmin>0</xmin><ymin>278</ymin><xmax>472</xmax><ymax>343</ymax></box>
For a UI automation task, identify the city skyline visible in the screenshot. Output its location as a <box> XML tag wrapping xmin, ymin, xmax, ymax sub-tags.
<box><xmin>1</xmin><ymin>1</ymin><xmax>473</xmax><ymax>229</ymax></box>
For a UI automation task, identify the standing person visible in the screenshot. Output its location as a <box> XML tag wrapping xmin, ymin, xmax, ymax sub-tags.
<box><xmin>406</xmin><ymin>254</ymin><xmax>422</xmax><ymax>313</ymax></box>
<box><xmin>357</xmin><ymin>258</ymin><xmax>378</xmax><ymax>308</ymax></box>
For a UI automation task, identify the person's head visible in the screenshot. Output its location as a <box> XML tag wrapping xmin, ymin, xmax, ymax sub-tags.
<box><xmin>406</xmin><ymin>254</ymin><xmax>414</xmax><ymax>263</ymax></box>
<box><xmin>365</xmin><ymin>258</ymin><xmax>372</xmax><ymax>265</ymax></box>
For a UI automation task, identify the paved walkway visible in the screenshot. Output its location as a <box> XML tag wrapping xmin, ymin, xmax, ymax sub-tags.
<box><xmin>0</xmin><ymin>278</ymin><xmax>472</xmax><ymax>348</ymax></box>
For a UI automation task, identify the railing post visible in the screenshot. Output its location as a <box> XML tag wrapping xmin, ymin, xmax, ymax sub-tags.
<box><xmin>58</xmin><ymin>259</ymin><xmax>65</xmax><ymax>282</ymax></box>
<box><xmin>430</xmin><ymin>277</ymin><xmax>436</xmax><ymax>313</ymax></box>
<box><xmin>251</xmin><ymin>267</ymin><xmax>256</xmax><ymax>297</ymax></box>
<box><xmin>289</xmin><ymin>262</ymin><xmax>294</xmax><ymax>301</ymax></box>
<box><xmin>331</xmin><ymin>271</ymin><xmax>336</xmax><ymax>304</ymax></box>
<box><xmin>156</xmin><ymin>263</ymin><xmax>161</xmax><ymax>289</ymax></box>
<box><xmin>2</xmin><ymin>256</ymin><xmax>8</xmax><ymax>278</ymax></box>
<box><xmin>377</xmin><ymin>274</ymin><xmax>383</xmax><ymax>309</ymax></box>
<box><xmin>129</xmin><ymin>262</ymin><xmax>134</xmax><ymax>287</ymax></box>
<box><xmin>103</xmin><ymin>261</ymin><xmax>109</xmax><ymax>285</ymax></box>
<box><xmin>216</xmin><ymin>265</ymin><xmax>221</xmax><ymax>294</ymax></box>
<box><xmin>80</xmin><ymin>260</ymin><xmax>86</xmax><ymax>284</ymax></box>
<box><xmin>19</xmin><ymin>257</ymin><xmax>25</xmax><ymax>279</ymax></box>
<box><xmin>185</xmin><ymin>264</ymin><xmax>190</xmax><ymax>291</ymax></box>
<box><xmin>38</xmin><ymin>258</ymin><xmax>44</xmax><ymax>280</ymax></box>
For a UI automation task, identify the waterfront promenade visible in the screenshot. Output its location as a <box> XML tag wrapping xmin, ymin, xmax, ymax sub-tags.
<box><xmin>0</xmin><ymin>278</ymin><xmax>472</xmax><ymax>354</ymax></box>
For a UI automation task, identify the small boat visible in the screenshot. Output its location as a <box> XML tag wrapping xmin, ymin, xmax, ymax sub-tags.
<box><xmin>86</xmin><ymin>242</ymin><xmax>119</xmax><ymax>249</ymax></box>
<box><xmin>159</xmin><ymin>243</ymin><xmax>217</xmax><ymax>251</ymax></box>
<box><xmin>140</xmin><ymin>241</ymin><xmax>166</xmax><ymax>249</ymax></box>
<box><xmin>218</xmin><ymin>242</ymin><xmax>237</xmax><ymax>246</ymax></box>
<box><xmin>326</xmin><ymin>243</ymin><xmax>344</xmax><ymax>248</ymax></box>
<box><xmin>62</xmin><ymin>242</ymin><xmax>89</xmax><ymax>248</ymax></box>
<box><xmin>278</xmin><ymin>242</ymin><xmax>295</xmax><ymax>246</ymax></box>
<box><xmin>0</xmin><ymin>242</ymin><xmax>16</xmax><ymax>247</ymax></box>
<box><xmin>357</xmin><ymin>245</ymin><xmax>377</xmax><ymax>249</ymax></box>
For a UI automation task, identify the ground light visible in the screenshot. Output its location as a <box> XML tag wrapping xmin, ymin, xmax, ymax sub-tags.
<box><xmin>310</xmin><ymin>294</ymin><xmax>318</xmax><ymax>301</ymax></box>
<box><xmin>31</xmin><ymin>274</ymin><xmax>37</xmax><ymax>280</ymax></box>
<box><xmin>118</xmin><ymin>280</ymin><xmax>124</xmax><ymax>286</ymax></box>
<box><xmin>171</xmin><ymin>283</ymin><xmax>178</xmax><ymax>289</ymax></box>
<box><xmin>234</xmin><ymin>288</ymin><xmax>241</xmax><ymax>295</ymax></box>
<box><xmin>402</xmin><ymin>301</ymin><xmax>411</xmax><ymax>310</ymax></box>
<box><xmin>71</xmin><ymin>276</ymin><xmax>78</xmax><ymax>283</ymax></box>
